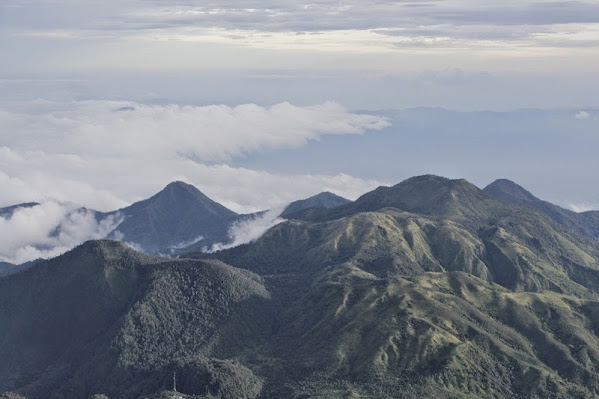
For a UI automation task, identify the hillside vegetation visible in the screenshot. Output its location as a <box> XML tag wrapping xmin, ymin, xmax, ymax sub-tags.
<box><xmin>3</xmin><ymin>175</ymin><xmax>599</xmax><ymax>398</ymax></box>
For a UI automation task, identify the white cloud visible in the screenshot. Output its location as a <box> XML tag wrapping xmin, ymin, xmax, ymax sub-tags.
<box><xmin>568</xmin><ymin>202</ymin><xmax>598</xmax><ymax>212</ymax></box>
<box><xmin>0</xmin><ymin>98</ymin><xmax>387</xmax><ymax>261</ymax></box>
<box><xmin>0</xmin><ymin>100</ymin><xmax>388</xmax><ymax>212</ymax></box>
<box><xmin>575</xmin><ymin>110</ymin><xmax>590</xmax><ymax>119</ymax></box>
<box><xmin>0</xmin><ymin>202</ymin><xmax>123</xmax><ymax>264</ymax></box>
<box><xmin>0</xmin><ymin>100</ymin><xmax>388</xmax><ymax>163</ymax></box>
<box><xmin>168</xmin><ymin>235</ymin><xmax>204</xmax><ymax>251</ymax></box>
<box><xmin>208</xmin><ymin>207</ymin><xmax>285</xmax><ymax>252</ymax></box>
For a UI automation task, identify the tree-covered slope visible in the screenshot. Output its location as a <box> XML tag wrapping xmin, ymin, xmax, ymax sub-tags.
<box><xmin>272</xmin><ymin>269</ymin><xmax>599</xmax><ymax>398</ymax></box>
<box><xmin>0</xmin><ymin>241</ymin><xmax>267</xmax><ymax>399</ymax></box>
<box><xmin>0</xmin><ymin>262</ymin><xmax>12</xmax><ymax>276</ymax></box>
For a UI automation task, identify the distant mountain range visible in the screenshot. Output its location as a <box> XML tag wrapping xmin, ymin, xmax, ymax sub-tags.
<box><xmin>2</xmin><ymin>175</ymin><xmax>599</xmax><ymax>398</ymax></box>
<box><xmin>0</xmin><ymin>182</ymin><xmax>352</xmax><ymax>262</ymax></box>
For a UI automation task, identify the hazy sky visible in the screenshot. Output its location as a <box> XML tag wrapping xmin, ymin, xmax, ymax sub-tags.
<box><xmin>2</xmin><ymin>0</ymin><xmax>599</xmax><ymax>108</ymax></box>
<box><xmin>1</xmin><ymin>1</ymin><xmax>598</xmax><ymax>215</ymax></box>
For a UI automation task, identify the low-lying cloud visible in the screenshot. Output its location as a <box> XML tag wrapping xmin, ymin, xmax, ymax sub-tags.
<box><xmin>0</xmin><ymin>202</ymin><xmax>123</xmax><ymax>264</ymax></box>
<box><xmin>575</xmin><ymin>110</ymin><xmax>591</xmax><ymax>119</ymax></box>
<box><xmin>0</xmin><ymin>99</ymin><xmax>388</xmax><ymax>261</ymax></box>
<box><xmin>208</xmin><ymin>207</ymin><xmax>285</xmax><ymax>252</ymax></box>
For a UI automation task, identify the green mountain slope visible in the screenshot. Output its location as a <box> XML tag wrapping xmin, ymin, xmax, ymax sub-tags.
<box><xmin>484</xmin><ymin>179</ymin><xmax>599</xmax><ymax>240</ymax></box>
<box><xmin>272</xmin><ymin>269</ymin><xmax>599</xmax><ymax>398</ymax></box>
<box><xmin>4</xmin><ymin>175</ymin><xmax>599</xmax><ymax>398</ymax></box>
<box><xmin>210</xmin><ymin>176</ymin><xmax>599</xmax><ymax>298</ymax></box>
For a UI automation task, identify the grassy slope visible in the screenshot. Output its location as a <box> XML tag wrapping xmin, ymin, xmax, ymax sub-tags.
<box><xmin>209</xmin><ymin>207</ymin><xmax>599</xmax><ymax>298</ymax></box>
<box><xmin>484</xmin><ymin>179</ymin><xmax>599</xmax><ymax>241</ymax></box>
<box><xmin>274</xmin><ymin>269</ymin><xmax>599</xmax><ymax>398</ymax></box>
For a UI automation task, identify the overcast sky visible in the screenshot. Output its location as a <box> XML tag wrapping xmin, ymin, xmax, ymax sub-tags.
<box><xmin>0</xmin><ymin>1</ymin><xmax>598</xmax><ymax>262</ymax></box>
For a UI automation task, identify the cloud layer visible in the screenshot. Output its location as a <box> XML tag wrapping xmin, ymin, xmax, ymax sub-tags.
<box><xmin>0</xmin><ymin>202</ymin><xmax>122</xmax><ymax>264</ymax></box>
<box><xmin>0</xmin><ymin>100</ymin><xmax>387</xmax><ymax>162</ymax></box>
<box><xmin>0</xmin><ymin>100</ymin><xmax>388</xmax><ymax>211</ymax></box>
<box><xmin>4</xmin><ymin>0</ymin><xmax>599</xmax><ymax>49</ymax></box>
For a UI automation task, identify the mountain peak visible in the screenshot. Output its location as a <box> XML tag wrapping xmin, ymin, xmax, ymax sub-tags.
<box><xmin>159</xmin><ymin>180</ymin><xmax>209</xmax><ymax>199</ymax></box>
<box><xmin>164</xmin><ymin>180</ymin><xmax>195</xmax><ymax>190</ymax></box>
<box><xmin>67</xmin><ymin>239</ymin><xmax>144</xmax><ymax>262</ymax></box>
<box><xmin>288</xmin><ymin>175</ymin><xmax>494</xmax><ymax>223</ymax></box>
<box><xmin>483</xmin><ymin>179</ymin><xmax>539</xmax><ymax>205</ymax></box>
<box><xmin>281</xmin><ymin>191</ymin><xmax>351</xmax><ymax>217</ymax></box>
<box><xmin>0</xmin><ymin>202</ymin><xmax>40</xmax><ymax>218</ymax></box>
<box><xmin>111</xmin><ymin>182</ymin><xmax>238</xmax><ymax>253</ymax></box>
<box><xmin>350</xmin><ymin>174</ymin><xmax>487</xmax><ymax>219</ymax></box>
<box><xmin>398</xmin><ymin>174</ymin><xmax>472</xmax><ymax>189</ymax></box>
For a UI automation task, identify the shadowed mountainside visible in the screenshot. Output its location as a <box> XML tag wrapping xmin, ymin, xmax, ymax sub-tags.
<box><xmin>0</xmin><ymin>241</ymin><xmax>267</xmax><ymax>399</ymax></box>
<box><xmin>106</xmin><ymin>181</ymin><xmax>239</xmax><ymax>254</ymax></box>
<box><xmin>0</xmin><ymin>262</ymin><xmax>12</xmax><ymax>276</ymax></box>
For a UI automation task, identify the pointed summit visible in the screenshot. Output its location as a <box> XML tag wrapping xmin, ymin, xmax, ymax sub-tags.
<box><xmin>128</xmin><ymin>181</ymin><xmax>236</xmax><ymax>218</ymax></box>
<box><xmin>108</xmin><ymin>181</ymin><xmax>238</xmax><ymax>253</ymax></box>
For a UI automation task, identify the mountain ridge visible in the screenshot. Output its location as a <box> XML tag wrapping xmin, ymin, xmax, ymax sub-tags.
<box><xmin>4</xmin><ymin>175</ymin><xmax>599</xmax><ymax>398</ymax></box>
<box><xmin>281</xmin><ymin>191</ymin><xmax>351</xmax><ymax>218</ymax></box>
<box><xmin>484</xmin><ymin>178</ymin><xmax>599</xmax><ymax>240</ymax></box>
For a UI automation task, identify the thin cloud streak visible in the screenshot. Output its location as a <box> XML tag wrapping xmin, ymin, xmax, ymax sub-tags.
<box><xmin>3</xmin><ymin>1</ymin><xmax>599</xmax><ymax>50</ymax></box>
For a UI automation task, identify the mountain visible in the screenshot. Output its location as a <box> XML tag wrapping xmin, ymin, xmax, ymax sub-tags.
<box><xmin>484</xmin><ymin>179</ymin><xmax>599</xmax><ymax>240</ymax></box>
<box><xmin>209</xmin><ymin>176</ymin><xmax>599</xmax><ymax>297</ymax></box>
<box><xmin>0</xmin><ymin>262</ymin><xmax>13</xmax><ymax>276</ymax></box>
<box><xmin>193</xmin><ymin>175</ymin><xmax>599</xmax><ymax>396</ymax></box>
<box><xmin>280</xmin><ymin>192</ymin><xmax>351</xmax><ymax>218</ymax></box>
<box><xmin>0</xmin><ymin>240</ymin><xmax>267</xmax><ymax>399</ymax></box>
<box><xmin>287</xmin><ymin>175</ymin><xmax>503</xmax><ymax>225</ymax></box>
<box><xmin>0</xmin><ymin>182</ymin><xmax>247</xmax><ymax>261</ymax></box>
<box><xmin>0</xmin><ymin>202</ymin><xmax>39</xmax><ymax>218</ymax></box>
<box><xmin>107</xmin><ymin>181</ymin><xmax>239</xmax><ymax>254</ymax></box>
<box><xmin>4</xmin><ymin>176</ymin><xmax>599</xmax><ymax>398</ymax></box>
